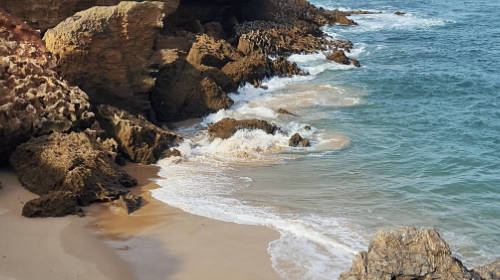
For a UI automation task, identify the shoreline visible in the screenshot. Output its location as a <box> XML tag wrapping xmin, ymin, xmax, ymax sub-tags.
<box><xmin>0</xmin><ymin>164</ymin><xmax>281</xmax><ymax>280</ymax></box>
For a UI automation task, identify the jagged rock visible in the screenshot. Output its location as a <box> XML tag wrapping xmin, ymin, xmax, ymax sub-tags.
<box><xmin>339</xmin><ymin>227</ymin><xmax>483</xmax><ymax>280</ymax></box>
<box><xmin>96</xmin><ymin>105</ymin><xmax>182</xmax><ymax>164</ymax></box>
<box><xmin>207</xmin><ymin>118</ymin><xmax>279</xmax><ymax>139</ymax></box>
<box><xmin>327</xmin><ymin>50</ymin><xmax>350</xmax><ymax>64</ymax></box>
<box><xmin>2</xmin><ymin>0</ymin><xmax>179</xmax><ymax>33</ymax></box>
<box><xmin>395</xmin><ymin>11</ymin><xmax>406</xmax><ymax>16</ymax></box>
<box><xmin>162</xmin><ymin>148</ymin><xmax>181</xmax><ymax>158</ymax></box>
<box><xmin>0</xmin><ymin>9</ymin><xmax>94</xmax><ymax>164</ymax></box>
<box><xmin>22</xmin><ymin>191</ymin><xmax>82</xmax><ymax>217</ymax></box>
<box><xmin>277</xmin><ymin>108</ymin><xmax>296</xmax><ymax>116</ymax></box>
<box><xmin>112</xmin><ymin>193</ymin><xmax>143</xmax><ymax>214</ymax></box>
<box><xmin>351</xmin><ymin>58</ymin><xmax>361</xmax><ymax>67</ymax></box>
<box><xmin>187</xmin><ymin>34</ymin><xmax>240</xmax><ymax>68</ymax></box>
<box><xmin>9</xmin><ymin>132</ymin><xmax>137</xmax><ymax>217</ymax></box>
<box><xmin>43</xmin><ymin>1</ymin><xmax>167</xmax><ymax>114</ymax></box>
<box><xmin>474</xmin><ymin>259</ymin><xmax>500</xmax><ymax>280</ymax></box>
<box><xmin>289</xmin><ymin>133</ymin><xmax>310</xmax><ymax>147</ymax></box>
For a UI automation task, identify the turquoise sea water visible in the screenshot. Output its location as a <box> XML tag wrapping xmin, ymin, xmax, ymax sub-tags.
<box><xmin>154</xmin><ymin>1</ymin><xmax>500</xmax><ymax>279</ymax></box>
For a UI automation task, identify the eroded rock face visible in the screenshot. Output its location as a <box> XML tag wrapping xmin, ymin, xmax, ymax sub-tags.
<box><xmin>474</xmin><ymin>259</ymin><xmax>500</xmax><ymax>280</ymax></box>
<box><xmin>207</xmin><ymin>118</ymin><xmax>279</xmax><ymax>139</ymax></box>
<box><xmin>9</xmin><ymin>132</ymin><xmax>137</xmax><ymax>217</ymax></box>
<box><xmin>339</xmin><ymin>227</ymin><xmax>483</xmax><ymax>280</ymax></box>
<box><xmin>96</xmin><ymin>105</ymin><xmax>182</xmax><ymax>164</ymax></box>
<box><xmin>43</xmin><ymin>1</ymin><xmax>167</xmax><ymax>114</ymax></box>
<box><xmin>0</xmin><ymin>9</ymin><xmax>94</xmax><ymax>164</ymax></box>
<box><xmin>2</xmin><ymin>0</ymin><xmax>179</xmax><ymax>33</ymax></box>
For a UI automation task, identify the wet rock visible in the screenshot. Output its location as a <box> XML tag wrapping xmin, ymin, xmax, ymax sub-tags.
<box><xmin>304</xmin><ymin>125</ymin><xmax>312</xmax><ymax>131</ymax></box>
<box><xmin>327</xmin><ymin>49</ymin><xmax>350</xmax><ymax>64</ymax></box>
<box><xmin>395</xmin><ymin>11</ymin><xmax>406</xmax><ymax>16</ymax></box>
<box><xmin>277</xmin><ymin>108</ymin><xmax>296</xmax><ymax>116</ymax></box>
<box><xmin>207</xmin><ymin>118</ymin><xmax>279</xmax><ymax>139</ymax></box>
<box><xmin>96</xmin><ymin>105</ymin><xmax>182</xmax><ymax>164</ymax></box>
<box><xmin>474</xmin><ymin>259</ymin><xmax>500</xmax><ymax>280</ymax></box>
<box><xmin>162</xmin><ymin>148</ymin><xmax>181</xmax><ymax>158</ymax></box>
<box><xmin>351</xmin><ymin>58</ymin><xmax>361</xmax><ymax>67</ymax></box>
<box><xmin>289</xmin><ymin>133</ymin><xmax>310</xmax><ymax>147</ymax></box>
<box><xmin>112</xmin><ymin>193</ymin><xmax>143</xmax><ymax>215</ymax></box>
<box><xmin>43</xmin><ymin>1</ymin><xmax>167</xmax><ymax>114</ymax></box>
<box><xmin>0</xmin><ymin>9</ymin><xmax>94</xmax><ymax>164</ymax></box>
<box><xmin>10</xmin><ymin>132</ymin><xmax>137</xmax><ymax>217</ymax></box>
<box><xmin>339</xmin><ymin>227</ymin><xmax>483</xmax><ymax>280</ymax></box>
<box><xmin>2</xmin><ymin>0</ymin><xmax>179</xmax><ymax>33</ymax></box>
<box><xmin>22</xmin><ymin>191</ymin><xmax>82</xmax><ymax>218</ymax></box>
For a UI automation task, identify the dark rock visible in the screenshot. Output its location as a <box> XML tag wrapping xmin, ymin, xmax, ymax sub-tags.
<box><xmin>22</xmin><ymin>191</ymin><xmax>82</xmax><ymax>218</ymax></box>
<box><xmin>289</xmin><ymin>133</ymin><xmax>310</xmax><ymax>147</ymax></box>
<box><xmin>304</xmin><ymin>125</ymin><xmax>312</xmax><ymax>131</ymax></box>
<box><xmin>394</xmin><ymin>11</ymin><xmax>406</xmax><ymax>16</ymax></box>
<box><xmin>327</xmin><ymin>50</ymin><xmax>350</xmax><ymax>64</ymax></box>
<box><xmin>0</xmin><ymin>9</ymin><xmax>94</xmax><ymax>164</ymax></box>
<box><xmin>162</xmin><ymin>148</ymin><xmax>182</xmax><ymax>158</ymax></box>
<box><xmin>96</xmin><ymin>105</ymin><xmax>182</xmax><ymax>164</ymax></box>
<box><xmin>339</xmin><ymin>227</ymin><xmax>483</xmax><ymax>280</ymax></box>
<box><xmin>351</xmin><ymin>58</ymin><xmax>361</xmax><ymax>67</ymax></box>
<box><xmin>43</xmin><ymin>1</ymin><xmax>167</xmax><ymax>114</ymax></box>
<box><xmin>112</xmin><ymin>193</ymin><xmax>143</xmax><ymax>215</ymax></box>
<box><xmin>277</xmin><ymin>108</ymin><xmax>296</xmax><ymax>116</ymax></box>
<box><xmin>474</xmin><ymin>259</ymin><xmax>500</xmax><ymax>280</ymax></box>
<box><xmin>207</xmin><ymin>118</ymin><xmax>279</xmax><ymax>139</ymax></box>
<box><xmin>10</xmin><ymin>132</ymin><xmax>137</xmax><ymax>217</ymax></box>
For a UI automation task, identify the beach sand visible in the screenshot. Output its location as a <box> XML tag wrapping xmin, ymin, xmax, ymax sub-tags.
<box><xmin>0</xmin><ymin>164</ymin><xmax>281</xmax><ymax>280</ymax></box>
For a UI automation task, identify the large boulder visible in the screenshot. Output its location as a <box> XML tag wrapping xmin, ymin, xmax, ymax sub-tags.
<box><xmin>0</xmin><ymin>9</ymin><xmax>94</xmax><ymax>164</ymax></box>
<box><xmin>339</xmin><ymin>227</ymin><xmax>483</xmax><ymax>280</ymax></box>
<box><xmin>96</xmin><ymin>105</ymin><xmax>182</xmax><ymax>164</ymax></box>
<box><xmin>2</xmin><ymin>0</ymin><xmax>179</xmax><ymax>33</ymax></box>
<box><xmin>9</xmin><ymin>132</ymin><xmax>137</xmax><ymax>217</ymax></box>
<box><xmin>207</xmin><ymin>118</ymin><xmax>279</xmax><ymax>139</ymax></box>
<box><xmin>43</xmin><ymin>1</ymin><xmax>168</xmax><ymax>114</ymax></box>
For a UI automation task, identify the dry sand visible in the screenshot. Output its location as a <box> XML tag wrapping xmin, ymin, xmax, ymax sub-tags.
<box><xmin>0</xmin><ymin>164</ymin><xmax>281</xmax><ymax>280</ymax></box>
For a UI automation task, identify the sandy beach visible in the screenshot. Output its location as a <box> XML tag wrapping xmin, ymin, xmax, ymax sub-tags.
<box><xmin>0</xmin><ymin>165</ymin><xmax>281</xmax><ymax>280</ymax></box>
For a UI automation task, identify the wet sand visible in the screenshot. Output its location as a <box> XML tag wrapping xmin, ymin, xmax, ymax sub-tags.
<box><xmin>0</xmin><ymin>164</ymin><xmax>281</xmax><ymax>280</ymax></box>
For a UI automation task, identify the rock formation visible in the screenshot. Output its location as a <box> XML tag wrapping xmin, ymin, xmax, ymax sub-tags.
<box><xmin>43</xmin><ymin>1</ymin><xmax>168</xmax><ymax>114</ymax></box>
<box><xmin>289</xmin><ymin>133</ymin><xmax>310</xmax><ymax>147</ymax></box>
<box><xmin>474</xmin><ymin>259</ymin><xmax>500</xmax><ymax>280</ymax></box>
<box><xmin>96</xmin><ymin>105</ymin><xmax>182</xmax><ymax>164</ymax></box>
<box><xmin>327</xmin><ymin>49</ymin><xmax>360</xmax><ymax>67</ymax></box>
<box><xmin>207</xmin><ymin>118</ymin><xmax>279</xmax><ymax>139</ymax></box>
<box><xmin>339</xmin><ymin>227</ymin><xmax>485</xmax><ymax>280</ymax></box>
<box><xmin>9</xmin><ymin>132</ymin><xmax>137</xmax><ymax>217</ymax></box>
<box><xmin>0</xmin><ymin>9</ymin><xmax>94</xmax><ymax>164</ymax></box>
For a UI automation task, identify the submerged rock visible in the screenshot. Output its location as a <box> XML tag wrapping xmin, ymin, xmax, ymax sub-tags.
<box><xmin>277</xmin><ymin>108</ymin><xmax>296</xmax><ymax>116</ymax></box>
<box><xmin>395</xmin><ymin>11</ymin><xmax>406</xmax><ymax>16</ymax></box>
<box><xmin>339</xmin><ymin>227</ymin><xmax>483</xmax><ymax>280</ymax></box>
<box><xmin>43</xmin><ymin>1</ymin><xmax>167</xmax><ymax>114</ymax></box>
<box><xmin>326</xmin><ymin>50</ymin><xmax>360</xmax><ymax>67</ymax></box>
<box><xmin>289</xmin><ymin>133</ymin><xmax>310</xmax><ymax>147</ymax></box>
<box><xmin>96</xmin><ymin>105</ymin><xmax>182</xmax><ymax>164</ymax></box>
<box><xmin>207</xmin><ymin>118</ymin><xmax>279</xmax><ymax>139</ymax></box>
<box><xmin>0</xmin><ymin>9</ymin><xmax>94</xmax><ymax>164</ymax></box>
<box><xmin>10</xmin><ymin>132</ymin><xmax>137</xmax><ymax>217</ymax></box>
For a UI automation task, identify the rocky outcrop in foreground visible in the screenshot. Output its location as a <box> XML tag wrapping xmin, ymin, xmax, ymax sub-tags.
<box><xmin>10</xmin><ymin>132</ymin><xmax>137</xmax><ymax>217</ymax></box>
<box><xmin>0</xmin><ymin>9</ymin><xmax>94</xmax><ymax>164</ymax></box>
<box><xmin>207</xmin><ymin>118</ymin><xmax>279</xmax><ymax>139</ymax></box>
<box><xmin>340</xmin><ymin>227</ymin><xmax>499</xmax><ymax>280</ymax></box>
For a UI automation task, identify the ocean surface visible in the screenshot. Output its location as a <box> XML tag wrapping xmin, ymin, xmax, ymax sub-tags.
<box><xmin>152</xmin><ymin>0</ymin><xmax>500</xmax><ymax>279</ymax></box>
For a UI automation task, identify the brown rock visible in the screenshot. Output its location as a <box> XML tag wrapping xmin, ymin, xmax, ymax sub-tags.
<box><xmin>43</xmin><ymin>1</ymin><xmax>167</xmax><ymax>114</ymax></box>
<box><xmin>162</xmin><ymin>148</ymin><xmax>181</xmax><ymax>158</ymax></box>
<box><xmin>9</xmin><ymin>132</ymin><xmax>137</xmax><ymax>217</ymax></box>
<box><xmin>2</xmin><ymin>0</ymin><xmax>179</xmax><ymax>33</ymax></box>
<box><xmin>351</xmin><ymin>58</ymin><xmax>361</xmax><ymax>67</ymax></box>
<box><xmin>474</xmin><ymin>259</ymin><xmax>500</xmax><ymax>280</ymax></box>
<box><xmin>22</xmin><ymin>191</ymin><xmax>82</xmax><ymax>217</ymax></box>
<box><xmin>327</xmin><ymin>50</ymin><xmax>350</xmax><ymax>64</ymax></box>
<box><xmin>289</xmin><ymin>133</ymin><xmax>310</xmax><ymax>147</ymax></box>
<box><xmin>277</xmin><ymin>108</ymin><xmax>296</xmax><ymax>116</ymax></box>
<box><xmin>112</xmin><ymin>193</ymin><xmax>143</xmax><ymax>215</ymax></box>
<box><xmin>395</xmin><ymin>11</ymin><xmax>406</xmax><ymax>16</ymax></box>
<box><xmin>207</xmin><ymin>118</ymin><xmax>279</xmax><ymax>139</ymax></box>
<box><xmin>304</xmin><ymin>125</ymin><xmax>312</xmax><ymax>130</ymax></box>
<box><xmin>96</xmin><ymin>105</ymin><xmax>182</xmax><ymax>164</ymax></box>
<box><xmin>0</xmin><ymin>9</ymin><xmax>94</xmax><ymax>164</ymax></box>
<box><xmin>339</xmin><ymin>227</ymin><xmax>483</xmax><ymax>280</ymax></box>
<box><xmin>186</xmin><ymin>34</ymin><xmax>240</xmax><ymax>68</ymax></box>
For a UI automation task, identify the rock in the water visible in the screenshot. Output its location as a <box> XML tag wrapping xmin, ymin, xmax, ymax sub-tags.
<box><xmin>43</xmin><ymin>1</ymin><xmax>167</xmax><ymax>114</ymax></box>
<box><xmin>339</xmin><ymin>227</ymin><xmax>483</xmax><ymax>280</ymax></box>
<box><xmin>351</xmin><ymin>58</ymin><xmax>361</xmax><ymax>68</ymax></box>
<box><xmin>289</xmin><ymin>133</ymin><xmax>310</xmax><ymax>147</ymax></box>
<box><xmin>395</xmin><ymin>11</ymin><xmax>406</xmax><ymax>16</ymax></box>
<box><xmin>0</xmin><ymin>9</ymin><xmax>94</xmax><ymax>164</ymax></box>
<box><xmin>162</xmin><ymin>148</ymin><xmax>181</xmax><ymax>158</ymax></box>
<box><xmin>277</xmin><ymin>108</ymin><xmax>296</xmax><ymax>116</ymax></box>
<box><xmin>96</xmin><ymin>105</ymin><xmax>182</xmax><ymax>164</ymax></box>
<box><xmin>474</xmin><ymin>259</ymin><xmax>500</xmax><ymax>280</ymax></box>
<box><xmin>2</xmin><ymin>0</ymin><xmax>179</xmax><ymax>33</ymax></box>
<box><xmin>327</xmin><ymin>49</ymin><xmax>350</xmax><ymax>64</ymax></box>
<box><xmin>9</xmin><ymin>132</ymin><xmax>137</xmax><ymax>217</ymax></box>
<box><xmin>207</xmin><ymin>118</ymin><xmax>279</xmax><ymax>139</ymax></box>
<box><xmin>111</xmin><ymin>193</ymin><xmax>143</xmax><ymax>215</ymax></box>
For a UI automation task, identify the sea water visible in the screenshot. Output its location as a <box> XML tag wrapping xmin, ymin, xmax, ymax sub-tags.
<box><xmin>152</xmin><ymin>0</ymin><xmax>500</xmax><ymax>279</ymax></box>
